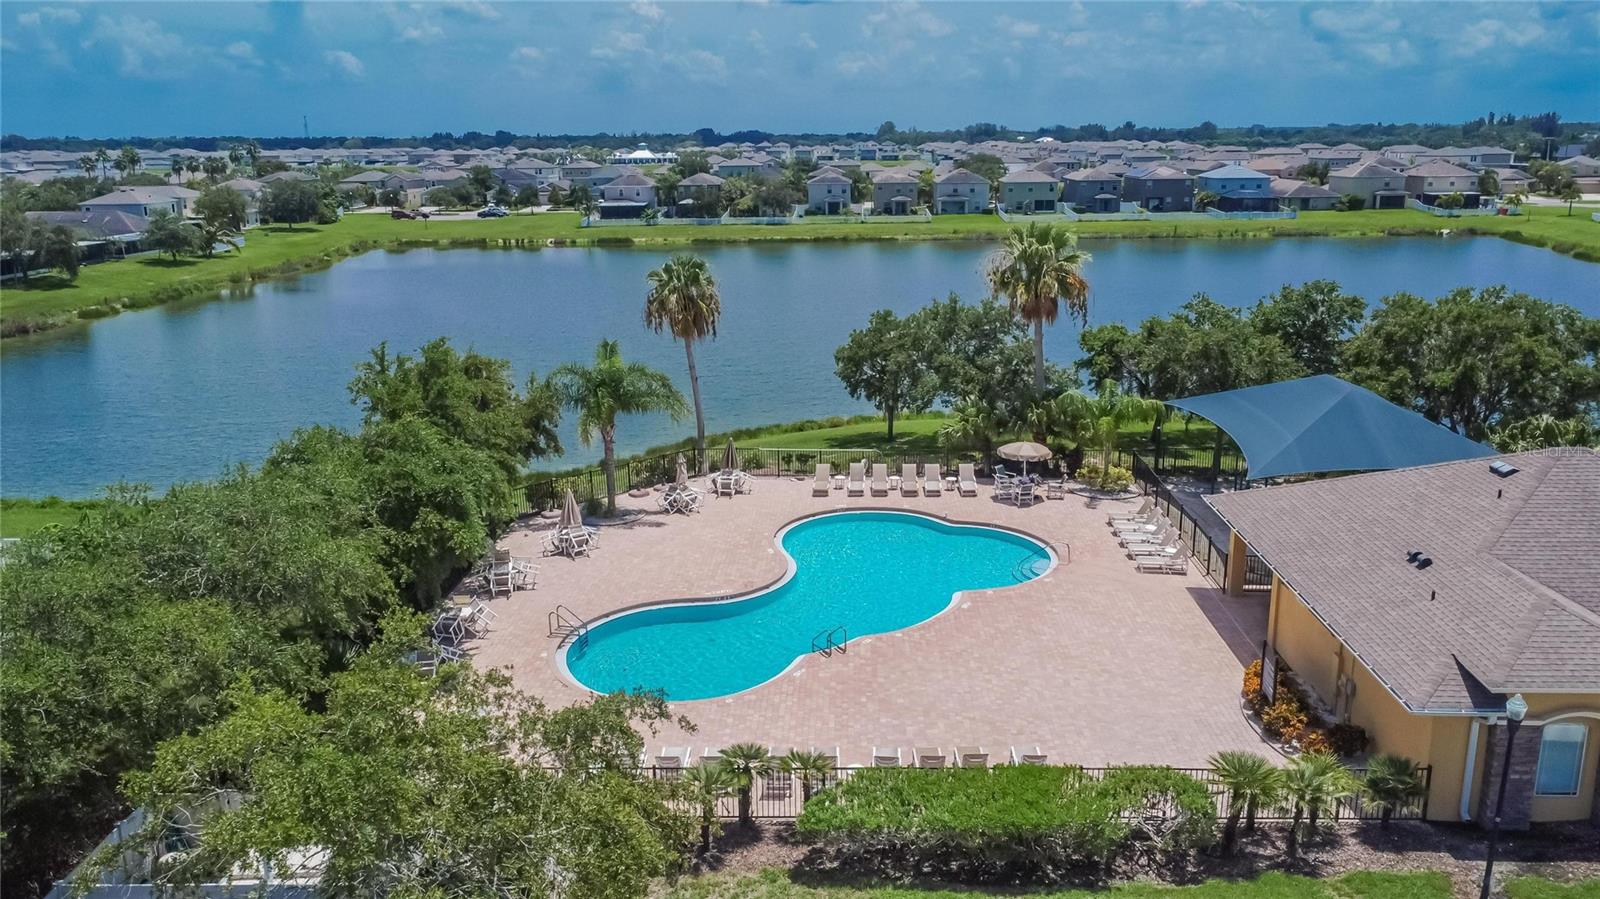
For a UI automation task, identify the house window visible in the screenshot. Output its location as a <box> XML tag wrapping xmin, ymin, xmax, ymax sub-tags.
<box><xmin>1534</xmin><ymin>723</ymin><xmax>1587</xmax><ymax>796</ymax></box>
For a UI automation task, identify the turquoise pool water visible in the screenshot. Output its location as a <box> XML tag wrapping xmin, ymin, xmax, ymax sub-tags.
<box><xmin>562</xmin><ymin>511</ymin><xmax>1053</xmax><ymax>700</ymax></box>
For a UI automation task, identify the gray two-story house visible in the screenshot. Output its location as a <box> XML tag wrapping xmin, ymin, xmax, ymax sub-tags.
<box><xmin>1120</xmin><ymin>165</ymin><xmax>1193</xmax><ymax>212</ymax></box>
<box><xmin>869</xmin><ymin>170</ymin><xmax>919</xmax><ymax>215</ymax></box>
<box><xmin>1196</xmin><ymin>164</ymin><xmax>1275</xmax><ymax>212</ymax></box>
<box><xmin>932</xmin><ymin>168</ymin><xmax>989</xmax><ymax>214</ymax></box>
<box><xmin>597</xmin><ymin>171</ymin><xmax>657</xmax><ymax>219</ymax></box>
<box><xmin>806</xmin><ymin>167</ymin><xmax>853</xmax><ymax>214</ymax></box>
<box><xmin>1061</xmin><ymin>166</ymin><xmax>1121</xmax><ymax>212</ymax></box>
<box><xmin>1000</xmin><ymin>170</ymin><xmax>1062</xmax><ymax>213</ymax></box>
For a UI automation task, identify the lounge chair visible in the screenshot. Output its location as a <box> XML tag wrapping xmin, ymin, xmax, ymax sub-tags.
<box><xmin>760</xmin><ymin>774</ymin><xmax>794</xmax><ymax>801</ymax></box>
<box><xmin>653</xmin><ymin>747</ymin><xmax>692</xmax><ymax>776</ymax></box>
<box><xmin>924</xmin><ymin>464</ymin><xmax>942</xmax><ymax>495</ymax></box>
<box><xmin>915</xmin><ymin>747</ymin><xmax>946</xmax><ymax>768</ymax></box>
<box><xmin>1136</xmin><ymin>554</ymin><xmax>1189</xmax><ymax>575</ymax></box>
<box><xmin>813</xmin><ymin>746</ymin><xmax>841</xmax><ymax>769</ymax></box>
<box><xmin>1113</xmin><ymin>515</ymin><xmax>1164</xmax><ymax>537</ymax></box>
<box><xmin>872</xmin><ymin>747</ymin><xmax>902</xmax><ymax>767</ymax></box>
<box><xmin>900</xmin><ymin>463</ymin><xmax>919</xmax><ymax>496</ymax></box>
<box><xmin>813</xmin><ymin>463</ymin><xmax>832</xmax><ymax>496</ymax></box>
<box><xmin>1120</xmin><ymin>523</ymin><xmax>1173</xmax><ymax>548</ymax></box>
<box><xmin>700</xmin><ymin>748</ymin><xmax>724</xmax><ymax>767</ymax></box>
<box><xmin>1128</xmin><ymin>537</ymin><xmax>1180</xmax><ymax>560</ymax></box>
<box><xmin>1108</xmin><ymin>498</ymin><xmax>1154</xmax><ymax>524</ymax></box>
<box><xmin>1010</xmin><ymin>746</ymin><xmax>1048</xmax><ymax>765</ymax></box>
<box><xmin>956</xmin><ymin>746</ymin><xmax>988</xmax><ymax>768</ymax></box>
<box><xmin>870</xmin><ymin>463</ymin><xmax>890</xmax><ymax>496</ymax></box>
<box><xmin>847</xmin><ymin>462</ymin><xmax>866</xmax><ymax>496</ymax></box>
<box><xmin>957</xmin><ymin>463</ymin><xmax>978</xmax><ymax>496</ymax></box>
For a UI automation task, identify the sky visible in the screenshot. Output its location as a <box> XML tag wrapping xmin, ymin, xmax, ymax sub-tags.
<box><xmin>2</xmin><ymin>1</ymin><xmax>1597</xmax><ymax>139</ymax></box>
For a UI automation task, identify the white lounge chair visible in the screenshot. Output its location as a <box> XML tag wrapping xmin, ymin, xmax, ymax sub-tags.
<box><xmin>847</xmin><ymin>461</ymin><xmax>866</xmax><ymax>496</ymax></box>
<box><xmin>1120</xmin><ymin>523</ymin><xmax>1174</xmax><ymax>548</ymax></box>
<box><xmin>870</xmin><ymin>463</ymin><xmax>890</xmax><ymax>496</ymax></box>
<box><xmin>653</xmin><ymin>747</ymin><xmax>692</xmax><ymax>776</ymax></box>
<box><xmin>1108</xmin><ymin>498</ymin><xmax>1155</xmax><ymax>523</ymax></box>
<box><xmin>957</xmin><ymin>463</ymin><xmax>978</xmax><ymax>497</ymax></box>
<box><xmin>1136</xmin><ymin>554</ymin><xmax>1189</xmax><ymax>575</ymax></box>
<box><xmin>900</xmin><ymin>463</ymin><xmax>919</xmax><ymax>496</ymax></box>
<box><xmin>915</xmin><ymin>747</ymin><xmax>946</xmax><ymax>768</ymax></box>
<box><xmin>871</xmin><ymin>747</ymin><xmax>902</xmax><ymax>767</ymax></box>
<box><xmin>1130</xmin><ymin>538</ymin><xmax>1184</xmax><ymax>560</ymax></box>
<box><xmin>813</xmin><ymin>463</ymin><xmax>832</xmax><ymax>496</ymax></box>
<box><xmin>1113</xmin><ymin>515</ymin><xmax>1164</xmax><ymax>537</ymax></box>
<box><xmin>956</xmin><ymin>746</ymin><xmax>988</xmax><ymax>768</ymax></box>
<box><xmin>924</xmin><ymin>464</ymin><xmax>942</xmax><ymax>496</ymax></box>
<box><xmin>1010</xmin><ymin>746</ymin><xmax>1048</xmax><ymax>765</ymax></box>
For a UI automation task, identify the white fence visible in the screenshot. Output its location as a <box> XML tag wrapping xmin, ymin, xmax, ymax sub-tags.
<box><xmin>1407</xmin><ymin>198</ymin><xmax>1497</xmax><ymax>217</ymax></box>
<box><xmin>1204</xmin><ymin>207</ymin><xmax>1298</xmax><ymax>220</ymax></box>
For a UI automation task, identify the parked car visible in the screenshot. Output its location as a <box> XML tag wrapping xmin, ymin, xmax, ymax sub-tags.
<box><xmin>477</xmin><ymin>206</ymin><xmax>509</xmax><ymax>218</ymax></box>
<box><xmin>390</xmin><ymin>209</ymin><xmax>416</xmax><ymax>220</ymax></box>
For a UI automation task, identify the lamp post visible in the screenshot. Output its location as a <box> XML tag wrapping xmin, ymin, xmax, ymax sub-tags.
<box><xmin>1479</xmin><ymin>693</ymin><xmax>1528</xmax><ymax>899</ymax></box>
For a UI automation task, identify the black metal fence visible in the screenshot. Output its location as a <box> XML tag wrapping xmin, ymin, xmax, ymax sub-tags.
<box><xmin>1128</xmin><ymin>453</ymin><xmax>1229</xmax><ymax>587</ymax></box>
<box><xmin>640</xmin><ymin>764</ymin><xmax>1430</xmax><ymax>823</ymax></box>
<box><xmin>519</xmin><ymin>448</ymin><xmax>708</xmax><ymax>514</ymax></box>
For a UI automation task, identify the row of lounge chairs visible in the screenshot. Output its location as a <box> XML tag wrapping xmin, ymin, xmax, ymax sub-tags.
<box><xmin>813</xmin><ymin>462</ymin><xmax>981</xmax><ymax>498</ymax></box>
<box><xmin>647</xmin><ymin>745</ymin><xmax>1048</xmax><ymax>770</ymax></box>
<box><xmin>1108</xmin><ymin>499</ymin><xmax>1189</xmax><ymax>574</ymax></box>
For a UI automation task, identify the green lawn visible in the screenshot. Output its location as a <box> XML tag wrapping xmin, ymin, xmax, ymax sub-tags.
<box><xmin>1507</xmin><ymin>879</ymin><xmax>1600</xmax><ymax>899</ymax></box>
<box><xmin>731</xmin><ymin>412</ymin><xmax>1223</xmax><ymax>457</ymax></box>
<box><xmin>662</xmin><ymin>869</ymin><xmax>1455</xmax><ymax>899</ymax></box>
<box><xmin>0</xmin><ymin>498</ymin><xmax>101</xmax><ymax>537</ymax></box>
<box><xmin>4</xmin><ymin>208</ymin><xmax>1595</xmax><ymax>335</ymax></box>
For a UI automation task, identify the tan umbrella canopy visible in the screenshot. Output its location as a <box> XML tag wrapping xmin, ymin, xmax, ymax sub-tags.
<box><xmin>674</xmin><ymin>453</ymin><xmax>689</xmax><ymax>489</ymax></box>
<box><xmin>558</xmin><ymin>488</ymin><xmax>583</xmax><ymax>531</ymax></box>
<box><xmin>997</xmin><ymin>441</ymin><xmax>1053</xmax><ymax>476</ymax></box>
<box><xmin>722</xmin><ymin>437</ymin><xmax>739</xmax><ymax>472</ymax></box>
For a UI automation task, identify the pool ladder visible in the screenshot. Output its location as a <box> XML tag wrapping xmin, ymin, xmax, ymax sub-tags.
<box><xmin>811</xmin><ymin>624</ymin><xmax>848</xmax><ymax>658</ymax></box>
<box><xmin>549</xmin><ymin>604</ymin><xmax>589</xmax><ymax>650</ymax></box>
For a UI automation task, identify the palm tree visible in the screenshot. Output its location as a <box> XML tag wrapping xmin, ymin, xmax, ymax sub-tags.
<box><xmin>227</xmin><ymin>144</ymin><xmax>244</xmax><ymax>170</ymax></box>
<box><xmin>1559</xmin><ymin>184</ymin><xmax>1582</xmax><ymax>215</ymax></box>
<box><xmin>644</xmin><ymin>255</ymin><xmax>722</xmax><ymax>475</ymax></box>
<box><xmin>1049</xmin><ymin>380</ymin><xmax>1164</xmax><ymax>484</ymax></box>
<box><xmin>1195</xmin><ymin>189</ymin><xmax>1219</xmax><ymax>210</ymax></box>
<box><xmin>1281</xmin><ymin>752</ymin><xmax>1357</xmax><ymax>859</ymax></box>
<box><xmin>984</xmin><ymin>222</ymin><xmax>1092</xmax><ymax>392</ymax></box>
<box><xmin>196</xmin><ymin>220</ymin><xmax>242</xmax><ymax>258</ymax></box>
<box><xmin>93</xmin><ymin>147</ymin><xmax>111</xmax><ymax>180</ymax></box>
<box><xmin>548</xmin><ymin>340</ymin><xmax>687</xmax><ymax>515</ymax></box>
<box><xmin>78</xmin><ymin>155</ymin><xmax>97</xmax><ymax>178</ymax></box>
<box><xmin>116</xmin><ymin>146</ymin><xmax>141</xmax><ymax>179</ymax></box>
<box><xmin>717</xmin><ymin>742</ymin><xmax>772</xmax><ymax>826</ymax></box>
<box><xmin>1362</xmin><ymin>754</ymin><xmax>1425</xmax><ymax>827</ymax></box>
<box><xmin>245</xmin><ymin>139</ymin><xmax>262</xmax><ymax>175</ymax></box>
<box><xmin>1209</xmin><ymin>750</ymin><xmax>1283</xmax><ymax>853</ymax></box>
<box><xmin>938</xmin><ymin>395</ymin><xmax>1001</xmax><ymax>464</ymax></box>
<box><xmin>778</xmin><ymin>749</ymin><xmax>834</xmax><ymax>803</ymax></box>
<box><xmin>682</xmin><ymin>762</ymin><xmax>737</xmax><ymax>854</ymax></box>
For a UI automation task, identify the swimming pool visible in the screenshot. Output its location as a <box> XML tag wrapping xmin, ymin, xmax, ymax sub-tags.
<box><xmin>561</xmin><ymin>510</ymin><xmax>1054</xmax><ymax>701</ymax></box>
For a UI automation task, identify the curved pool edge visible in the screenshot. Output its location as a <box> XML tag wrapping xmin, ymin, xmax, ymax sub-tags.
<box><xmin>553</xmin><ymin>507</ymin><xmax>1059</xmax><ymax>703</ymax></box>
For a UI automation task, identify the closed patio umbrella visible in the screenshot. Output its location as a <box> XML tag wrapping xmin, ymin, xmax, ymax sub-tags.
<box><xmin>997</xmin><ymin>441</ymin><xmax>1053</xmax><ymax>476</ymax></box>
<box><xmin>558</xmin><ymin>488</ymin><xmax>583</xmax><ymax>531</ymax></box>
<box><xmin>674</xmin><ymin>453</ymin><xmax>688</xmax><ymax>489</ymax></box>
<box><xmin>722</xmin><ymin>437</ymin><xmax>739</xmax><ymax>473</ymax></box>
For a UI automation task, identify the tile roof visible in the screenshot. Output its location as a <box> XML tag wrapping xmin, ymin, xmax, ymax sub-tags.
<box><xmin>1001</xmin><ymin>170</ymin><xmax>1061</xmax><ymax>183</ymax></box>
<box><xmin>1330</xmin><ymin>161</ymin><xmax>1405</xmax><ymax>179</ymax></box>
<box><xmin>1210</xmin><ymin>449</ymin><xmax>1600</xmax><ymax>712</ymax></box>
<box><xmin>1196</xmin><ymin>163</ymin><xmax>1269</xmax><ymax>181</ymax></box>
<box><xmin>1403</xmin><ymin>160</ymin><xmax>1475</xmax><ymax>178</ymax></box>
<box><xmin>25</xmin><ymin>209</ymin><xmax>150</xmax><ymax>239</ymax></box>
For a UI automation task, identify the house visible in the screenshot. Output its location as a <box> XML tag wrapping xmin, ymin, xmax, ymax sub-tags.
<box><xmin>1489</xmin><ymin>168</ymin><xmax>1534</xmax><ymax>194</ymax></box>
<box><xmin>1193</xmin><ymin>164</ymin><xmax>1275</xmax><ymax>212</ymax></box>
<box><xmin>1061</xmin><ymin>166</ymin><xmax>1121</xmax><ymax>211</ymax></box>
<box><xmin>1211</xmin><ymin>449</ymin><xmax>1600</xmax><ymax>829</ymax></box>
<box><xmin>606</xmin><ymin>145</ymin><xmax>679</xmax><ymax>166</ymax></box>
<box><xmin>337</xmin><ymin>170</ymin><xmax>390</xmax><ymax>196</ymax></box>
<box><xmin>1000</xmin><ymin>169</ymin><xmax>1062</xmax><ymax>213</ymax></box>
<box><xmin>79</xmin><ymin>186</ymin><xmax>199</xmax><ymax>218</ymax></box>
<box><xmin>931</xmin><ymin>168</ymin><xmax>990</xmax><ymax>214</ymax></box>
<box><xmin>24</xmin><ymin>210</ymin><xmax>150</xmax><ymax>261</ymax></box>
<box><xmin>1270</xmin><ymin>178</ymin><xmax>1340</xmax><ymax>211</ymax></box>
<box><xmin>559</xmin><ymin>159</ymin><xmax>604</xmax><ymax>187</ymax></box>
<box><xmin>1379</xmin><ymin>144</ymin><xmax>1434</xmax><ymax>166</ymax></box>
<box><xmin>674</xmin><ymin>172</ymin><xmax>724</xmax><ymax>217</ymax></box>
<box><xmin>597</xmin><ymin>171</ymin><xmax>657</xmax><ymax>218</ymax></box>
<box><xmin>1120</xmin><ymin>165</ymin><xmax>1194</xmax><ymax>212</ymax></box>
<box><xmin>1402</xmin><ymin>161</ymin><xmax>1481</xmax><ymax>206</ymax></box>
<box><xmin>214</xmin><ymin>178</ymin><xmax>264</xmax><ymax>226</ymax></box>
<box><xmin>805</xmin><ymin>167</ymin><xmax>853</xmax><ymax>214</ymax></box>
<box><xmin>1326</xmin><ymin>161</ymin><xmax>1409</xmax><ymax>209</ymax></box>
<box><xmin>869</xmin><ymin>169</ymin><xmax>919</xmax><ymax>215</ymax></box>
<box><xmin>1557</xmin><ymin>155</ymin><xmax>1600</xmax><ymax>178</ymax></box>
<box><xmin>712</xmin><ymin>157</ymin><xmax>769</xmax><ymax>179</ymax></box>
<box><xmin>259</xmin><ymin>170</ymin><xmax>315</xmax><ymax>184</ymax></box>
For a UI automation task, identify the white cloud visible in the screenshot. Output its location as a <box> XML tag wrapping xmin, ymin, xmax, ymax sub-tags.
<box><xmin>591</xmin><ymin>30</ymin><xmax>649</xmax><ymax>60</ymax></box>
<box><xmin>631</xmin><ymin>0</ymin><xmax>665</xmax><ymax>22</ymax></box>
<box><xmin>324</xmin><ymin>49</ymin><xmax>365</xmax><ymax>78</ymax></box>
<box><xmin>225</xmin><ymin>40</ymin><xmax>261</xmax><ymax>66</ymax></box>
<box><xmin>836</xmin><ymin>52</ymin><xmax>884</xmax><ymax>76</ymax></box>
<box><xmin>400</xmin><ymin>22</ymin><xmax>445</xmax><ymax>43</ymax></box>
<box><xmin>797</xmin><ymin>31</ymin><xmax>818</xmax><ymax>50</ymax></box>
<box><xmin>863</xmin><ymin>1</ymin><xmax>952</xmax><ymax>39</ymax></box>
<box><xmin>672</xmin><ymin>48</ymin><xmax>728</xmax><ymax>84</ymax></box>
<box><xmin>83</xmin><ymin>15</ymin><xmax>188</xmax><ymax>78</ymax></box>
<box><xmin>997</xmin><ymin>15</ymin><xmax>1042</xmax><ymax>38</ymax></box>
<box><xmin>509</xmin><ymin>45</ymin><xmax>544</xmax><ymax>74</ymax></box>
<box><xmin>17</xmin><ymin>6</ymin><xmax>80</xmax><ymax>26</ymax></box>
<box><xmin>1351</xmin><ymin>38</ymin><xmax>1418</xmax><ymax>68</ymax></box>
<box><xmin>443</xmin><ymin>1</ymin><xmax>500</xmax><ymax>20</ymax></box>
<box><xmin>1454</xmin><ymin>17</ymin><xmax>1547</xmax><ymax>56</ymax></box>
<box><xmin>1309</xmin><ymin>5</ymin><xmax>1399</xmax><ymax>36</ymax></box>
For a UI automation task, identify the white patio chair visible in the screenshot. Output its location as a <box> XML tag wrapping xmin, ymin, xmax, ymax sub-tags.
<box><xmin>1010</xmin><ymin>746</ymin><xmax>1048</xmax><ymax>765</ymax></box>
<box><xmin>871</xmin><ymin>747</ymin><xmax>902</xmax><ymax>767</ymax></box>
<box><xmin>914</xmin><ymin>747</ymin><xmax>946</xmax><ymax>768</ymax></box>
<box><xmin>1015</xmin><ymin>480</ymin><xmax>1036</xmax><ymax>507</ymax></box>
<box><xmin>956</xmin><ymin>746</ymin><xmax>988</xmax><ymax>768</ymax></box>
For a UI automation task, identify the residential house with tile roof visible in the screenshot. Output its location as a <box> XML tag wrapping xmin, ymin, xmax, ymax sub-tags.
<box><xmin>932</xmin><ymin>168</ymin><xmax>990</xmax><ymax>214</ymax></box>
<box><xmin>1000</xmin><ymin>169</ymin><xmax>1063</xmax><ymax>213</ymax></box>
<box><xmin>1402</xmin><ymin>161</ymin><xmax>1481</xmax><ymax>206</ymax></box>
<box><xmin>1120</xmin><ymin>165</ymin><xmax>1194</xmax><ymax>212</ymax></box>
<box><xmin>805</xmin><ymin>167</ymin><xmax>853</xmax><ymax>214</ymax></box>
<box><xmin>1061</xmin><ymin>165</ymin><xmax>1122</xmax><ymax>212</ymax></box>
<box><xmin>1327</xmin><ymin>161</ymin><xmax>1410</xmax><ymax>209</ymax></box>
<box><xmin>868</xmin><ymin>169</ymin><xmax>919</xmax><ymax>215</ymax></box>
<box><xmin>1210</xmin><ymin>449</ymin><xmax>1600</xmax><ymax>828</ymax></box>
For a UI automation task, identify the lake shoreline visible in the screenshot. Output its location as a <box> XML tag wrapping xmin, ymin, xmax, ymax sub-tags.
<box><xmin>3</xmin><ymin>208</ymin><xmax>1596</xmax><ymax>340</ymax></box>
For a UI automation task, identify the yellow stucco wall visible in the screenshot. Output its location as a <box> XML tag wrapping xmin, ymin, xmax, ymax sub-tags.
<box><xmin>1265</xmin><ymin>574</ymin><xmax>1599</xmax><ymax>823</ymax></box>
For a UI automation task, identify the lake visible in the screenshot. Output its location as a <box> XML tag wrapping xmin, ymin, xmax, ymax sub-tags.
<box><xmin>2</xmin><ymin>237</ymin><xmax>1596</xmax><ymax>498</ymax></box>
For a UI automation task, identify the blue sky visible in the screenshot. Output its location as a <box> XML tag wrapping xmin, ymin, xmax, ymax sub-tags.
<box><xmin>2</xmin><ymin>1</ymin><xmax>1596</xmax><ymax>138</ymax></box>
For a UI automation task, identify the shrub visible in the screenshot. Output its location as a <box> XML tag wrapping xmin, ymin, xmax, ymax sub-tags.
<box><xmin>1260</xmin><ymin>698</ymin><xmax>1309</xmax><ymax>743</ymax></box>
<box><xmin>1326</xmin><ymin>723</ymin><xmax>1370</xmax><ymax>757</ymax></box>
<box><xmin>582</xmin><ymin>496</ymin><xmax>604</xmax><ymax>518</ymax></box>
<box><xmin>1298</xmin><ymin>730</ymin><xmax>1333</xmax><ymax>756</ymax></box>
<box><xmin>1241</xmin><ymin>659</ymin><xmax>1265</xmax><ymax>710</ymax></box>
<box><xmin>797</xmin><ymin>765</ymin><xmax>1213</xmax><ymax>882</ymax></box>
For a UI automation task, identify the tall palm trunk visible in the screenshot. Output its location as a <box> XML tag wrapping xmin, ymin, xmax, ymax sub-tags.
<box><xmin>1286</xmin><ymin>806</ymin><xmax>1303</xmax><ymax>859</ymax></box>
<box><xmin>684</xmin><ymin>339</ymin><xmax>707</xmax><ymax>475</ymax></box>
<box><xmin>1032</xmin><ymin>317</ymin><xmax>1047</xmax><ymax>392</ymax></box>
<box><xmin>601</xmin><ymin>426</ymin><xmax>617</xmax><ymax>515</ymax></box>
<box><xmin>1222</xmin><ymin>805</ymin><xmax>1242</xmax><ymax>854</ymax></box>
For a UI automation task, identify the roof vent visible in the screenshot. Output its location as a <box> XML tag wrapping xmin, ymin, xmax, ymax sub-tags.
<box><xmin>1405</xmin><ymin>550</ymin><xmax>1433</xmax><ymax>570</ymax></box>
<box><xmin>1489</xmin><ymin>461</ymin><xmax>1519</xmax><ymax>478</ymax></box>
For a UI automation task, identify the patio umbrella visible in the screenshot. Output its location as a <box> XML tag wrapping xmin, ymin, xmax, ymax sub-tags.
<box><xmin>722</xmin><ymin>437</ymin><xmax>739</xmax><ymax>472</ymax></box>
<box><xmin>558</xmin><ymin>488</ymin><xmax>583</xmax><ymax>532</ymax></box>
<box><xmin>674</xmin><ymin>453</ymin><xmax>688</xmax><ymax>490</ymax></box>
<box><xmin>997</xmin><ymin>441</ymin><xmax>1053</xmax><ymax>476</ymax></box>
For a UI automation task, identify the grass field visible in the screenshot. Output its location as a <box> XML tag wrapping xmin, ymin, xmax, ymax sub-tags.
<box><xmin>0</xmin><ymin>498</ymin><xmax>101</xmax><ymax>537</ymax></box>
<box><xmin>660</xmin><ymin>871</ymin><xmax>1598</xmax><ymax>899</ymax></box>
<box><xmin>3</xmin><ymin>207</ymin><xmax>1595</xmax><ymax>336</ymax></box>
<box><xmin>730</xmin><ymin>411</ymin><xmax>1222</xmax><ymax>456</ymax></box>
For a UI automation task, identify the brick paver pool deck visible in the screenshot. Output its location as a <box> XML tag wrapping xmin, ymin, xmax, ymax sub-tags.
<box><xmin>470</xmin><ymin>475</ymin><xmax>1272</xmax><ymax>768</ymax></box>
